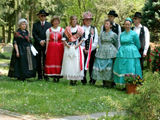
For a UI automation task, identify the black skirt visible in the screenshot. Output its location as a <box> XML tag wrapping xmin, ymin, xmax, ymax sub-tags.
<box><xmin>8</xmin><ymin>45</ymin><xmax>36</xmax><ymax>78</ymax></box>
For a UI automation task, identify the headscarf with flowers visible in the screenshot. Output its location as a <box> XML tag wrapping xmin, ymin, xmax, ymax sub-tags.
<box><xmin>14</xmin><ymin>28</ymin><xmax>31</xmax><ymax>43</ymax></box>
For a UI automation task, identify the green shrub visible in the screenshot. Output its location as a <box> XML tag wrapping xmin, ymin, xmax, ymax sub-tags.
<box><xmin>150</xmin><ymin>46</ymin><xmax>160</xmax><ymax>72</ymax></box>
<box><xmin>125</xmin><ymin>71</ymin><xmax>160</xmax><ymax>120</ymax></box>
<box><xmin>100</xmin><ymin>71</ymin><xmax>160</xmax><ymax>120</ymax></box>
<box><xmin>0</xmin><ymin>52</ymin><xmax>10</xmax><ymax>59</ymax></box>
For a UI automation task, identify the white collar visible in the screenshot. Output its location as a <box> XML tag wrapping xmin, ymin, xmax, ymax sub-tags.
<box><xmin>83</xmin><ymin>25</ymin><xmax>91</xmax><ymax>30</ymax></box>
<box><xmin>134</xmin><ymin>24</ymin><xmax>142</xmax><ymax>28</ymax></box>
<box><xmin>41</xmin><ymin>21</ymin><xmax>45</xmax><ymax>24</ymax></box>
<box><xmin>70</xmin><ymin>25</ymin><xmax>78</xmax><ymax>32</ymax></box>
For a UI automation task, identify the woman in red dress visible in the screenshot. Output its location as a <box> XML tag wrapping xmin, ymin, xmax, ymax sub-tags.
<box><xmin>45</xmin><ymin>16</ymin><xmax>64</xmax><ymax>82</ymax></box>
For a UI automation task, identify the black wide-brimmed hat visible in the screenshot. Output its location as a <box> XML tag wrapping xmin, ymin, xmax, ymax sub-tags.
<box><xmin>37</xmin><ymin>9</ymin><xmax>49</xmax><ymax>16</ymax></box>
<box><xmin>107</xmin><ymin>10</ymin><xmax>118</xmax><ymax>17</ymax></box>
<box><xmin>133</xmin><ymin>12</ymin><xmax>142</xmax><ymax>18</ymax></box>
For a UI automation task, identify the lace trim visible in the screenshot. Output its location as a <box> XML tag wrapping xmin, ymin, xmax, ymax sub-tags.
<box><xmin>44</xmin><ymin>74</ymin><xmax>62</xmax><ymax>76</ymax></box>
<box><xmin>45</xmin><ymin>65</ymin><xmax>61</xmax><ymax>68</ymax></box>
<box><xmin>93</xmin><ymin>66</ymin><xmax>112</xmax><ymax>71</ymax></box>
<box><xmin>113</xmin><ymin>71</ymin><xmax>134</xmax><ymax>77</ymax></box>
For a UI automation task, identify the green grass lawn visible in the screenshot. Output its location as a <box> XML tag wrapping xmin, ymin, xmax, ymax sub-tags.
<box><xmin>1</xmin><ymin>52</ymin><xmax>12</xmax><ymax>58</ymax></box>
<box><xmin>0</xmin><ymin>52</ymin><xmax>129</xmax><ymax>118</ymax></box>
<box><xmin>0</xmin><ymin>73</ymin><xmax>129</xmax><ymax>118</ymax></box>
<box><xmin>0</xmin><ymin>52</ymin><xmax>11</xmax><ymax>64</ymax></box>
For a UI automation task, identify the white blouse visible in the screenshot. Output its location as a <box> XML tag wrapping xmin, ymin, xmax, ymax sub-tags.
<box><xmin>46</xmin><ymin>26</ymin><xmax>64</xmax><ymax>41</ymax></box>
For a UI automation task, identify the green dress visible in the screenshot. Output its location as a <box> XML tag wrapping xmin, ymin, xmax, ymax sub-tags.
<box><xmin>113</xmin><ymin>30</ymin><xmax>142</xmax><ymax>86</ymax></box>
<box><xmin>92</xmin><ymin>31</ymin><xmax>118</xmax><ymax>81</ymax></box>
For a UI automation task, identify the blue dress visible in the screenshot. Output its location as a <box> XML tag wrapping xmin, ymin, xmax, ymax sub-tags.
<box><xmin>113</xmin><ymin>30</ymin><xmax>142</xmax><ymax>86</ymax></box>
<box><xmin>92</xmin><ymin>31</ymin><xmax>118</xmax><ymax>81</ymax></box>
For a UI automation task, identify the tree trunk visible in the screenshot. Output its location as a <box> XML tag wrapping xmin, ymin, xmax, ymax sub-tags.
<box><xmin>26</xmin><ymin>11</ymin><xmax>30</xmax><ymax>34</ymax></box>
<box><xmin>7</xmin><ymin>22</ymin><xmax>12</xmax><ymax>43</ymax></box>
<box><xmin>30</xmin><ymin>4</ymin><xmax>34</xmax><ymax>38</ymax></box>
<box><xmin>2</xmin><ymin>26</ymin><xmax>5</xmax><ymax>43</ymax></box>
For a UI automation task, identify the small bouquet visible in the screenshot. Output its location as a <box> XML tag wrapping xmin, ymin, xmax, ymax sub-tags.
<box><xmin>124</xmin><ymin>74</ymin><xmax>145</xmax><ymax>85</ymax></box>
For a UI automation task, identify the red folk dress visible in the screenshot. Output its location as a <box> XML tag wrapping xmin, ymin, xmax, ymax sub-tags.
<box><xmin>45</xmin><ymin>27</ymin><xmax>64</xmax><ymax>76</ymax></box>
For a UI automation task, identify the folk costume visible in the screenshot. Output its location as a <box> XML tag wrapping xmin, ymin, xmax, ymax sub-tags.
<box><xmin>44</xmin><ymin>27</ymin><xmax>64</xmax><ymax>76</ymax></box>
<box><xmin>32</xmin><ymin>10</ymin><xmax>51</xmax><ymax>80</ymax></box>
<box><xmin>92</xmin><ymin>31</ymin><xmax>118</xmax><ymax>86</ymax></box>
<box><xmin>113</xmin><ymin>18</ymin><xmax>142</xmax><ymax>88</ymax></box>
<box><xmin>81</xmin><ymin>11</ymin><xmax>99</xmax><ymax>85</ymax></box>
<box><xmin>100</xmin><ymin>11</ymin><xmax>121</xmax><ymax>49</ymax></box>
<box><xmin>8</xmin><ymin>29</ymin><xmax>37</xmax><ymax>79</ymax></box>
<box><xmin>132</xmin><ymin>12</ymin><xmax>150</xmax><ymax>70</ymax></box>
<box><xmin>61</xmin><ymin>25</ymin><xmax>84</xmax><ymax>81</ymax></box>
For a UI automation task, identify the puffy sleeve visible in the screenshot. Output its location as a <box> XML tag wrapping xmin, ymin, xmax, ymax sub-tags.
<box><xmin>13</xmin><ymin>32</ymin><xmax>18</xmax><ymax>45</ymax></box>
<box><xmin>13</xmin><ymin>37</ymin><xmax>17</xmax><ymax>45</ymax></box>
<box><xmin>62</xmin><ymin>28</ymin><xmax>67</xmax><ymax>41</ymax></box>
<box><xmin>46</xmin><ymin>28</ymin><xmax>50</xmax><ymax>41</ymax></box>
<box><xmin>92</xmin><ymin>27</ymin><xmax>99</xmax><ymax>50</ymax></box>
<box><xmin>61</xmin><ymin>28</ymin><xmax>65</xmax><ymax>37</ymax></box>
<box><xmin>113</xmin><ymin>33</ymin><xmax>118</xmax><ymax>49</ymax></box>
<box><xmin>133</xmin><ymin>32</ymin><xmax>140</xmax><ymax>50</ymax></box>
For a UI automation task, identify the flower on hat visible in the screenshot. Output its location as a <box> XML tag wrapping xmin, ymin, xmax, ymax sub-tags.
<box><xmin>83</xmin><ymin>11</ymin><xmax>93</xmax><ymax>19</ymax></box>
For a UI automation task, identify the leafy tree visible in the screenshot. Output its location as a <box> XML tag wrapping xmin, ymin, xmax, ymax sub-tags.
<box><xmin>142</xmin><ymin>0</ymin><xmax>160</xmax><ymax>42</ymax></box>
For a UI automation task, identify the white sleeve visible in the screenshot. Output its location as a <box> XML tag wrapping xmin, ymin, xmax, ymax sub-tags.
<box><xmin>61</xmin><ymin>28</ymin><xmax>65</xmax><ymax>38</ymax></box>
<box><xmin>117</xmin><ymin>25</ymin><xmax>121</xmax><ymax>49</ymax></box>
<box><xmin>46</xmin><ymin>29</ymin><xmax>50</xmax><ymax>41</ymax></box>
<box><xmin>100</xmin><ymin>25</ymin><xmax>104</xmax><ymax>35</ymax></box>
<box><xmin>143</xmin><ymin>26</ymin><xmax>150</xmax><ymax>55</ymax></box>
<box><xmin>62</xmin><ymin>28</ymin><xmax>66</xmax><ymax>41</ymax></box>
<box><xmin>92</xmin><ymin>27</ymin><xmax>99</xmax><ymax>51</ymax></box>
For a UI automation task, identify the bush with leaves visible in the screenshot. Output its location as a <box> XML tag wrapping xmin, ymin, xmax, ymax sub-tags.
<box><xmin>124</xmin><ymin>71</ymin><xmax>160</xmax><ymax>120</ymax></box>
<box><xmin>99</xmin><ymin>71</ymin><xmax>160</xmax><ymax>120</ymax></box>
<box><xmin>150</xmin><ymin>46</ymin><xmax>160</xmax><ymax>72</ymax></box>
<box><xmin>0</xmin><ymin>53</ymin><xmax>10</xmax><ymax>59</ymax></box>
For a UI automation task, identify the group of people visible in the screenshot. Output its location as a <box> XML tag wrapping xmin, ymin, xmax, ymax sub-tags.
<box><xmin>8</xmin><ymin>9</ymin><xmax>150</xmax><ymax>89</ymax></box>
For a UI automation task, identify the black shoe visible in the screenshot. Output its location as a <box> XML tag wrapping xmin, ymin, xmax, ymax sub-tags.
<box><xmin>111</xmin><ymin>82</ymin><xmax>116</xmax><ymax>87</ymax></box>
<box><xmin>72</xmin><ymin>81</ymin><xmax>77</xmax><ymax>85</ymax></box>
<box><xmin>70</xmin><ymin>80</ymin><xmax>73</xmax><ymax>86</ymax></box>
<box><xmin>122</xmin><ymin>88</ymin><xmax>126</xmax><ymax>91</ymax></box>
<box><xmin>56</xmin><ymin>78</ymin><xmax>59</xmax><ymax>83</ymax></box>
<box><xmin>53</xmin><ymin>78</ymin><xmax>56</xmax><ymax>82</ymax></box>
<box><xmin>81</xmin><ymin>77</ymin><xmax>87</xmax><ymax>85</ymax></box>
<box><xmin>38</xmin><ymin>76</ymin><xmax>42</xmax><ymax>80</ymax></box>
<box><xmin>92</xmin><ymin>79</ymin><xmax>96</xmax><ymax>85</ymax></box>
<box><xmin>45</xmin><ymin>77</ymin><xmax>50</xmax><ymax>81</ymax></box>
<box><xmin>37</xmin><ymin>78</ymin><xmax>42</xmax><ymax>81</ymax></box>
<box><xmin>89</xmin><ymin>80</ymin><xmax>92</xmax><ymax>85</ymax></box>
<box><xmin>21</xmin><ymin>78</ymin><xmax>26</xmax><ymax>82</ymax></box>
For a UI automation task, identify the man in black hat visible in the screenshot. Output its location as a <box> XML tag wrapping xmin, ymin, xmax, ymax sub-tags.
<box><xmin>100</xmin><ymin>10</ymin><xmax>121</xmax><ymax>49</ymax></box>
<box><xmin>132</xmin><ymin>12</ymin><xmax>150</xmax><ymax>71</ymax></box>
<box><xmin>32</xmin><ymin>9</ymin><xmax>51</xmax><ymax>80</ymax></box>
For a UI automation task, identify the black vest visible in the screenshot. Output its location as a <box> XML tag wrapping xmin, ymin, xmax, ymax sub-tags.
<box><xmin>103</xmin><ymin>23</ymin><xmax>119</xmax><ymax>35</ymax></box>
<box><xmin>83</xmin><ymin>26</ymin><xmax>95</xmax><ymax>50</ymax></box>
<box><xmin>132</xmin><ymin>26</ymin><xmax>145</xmax><ymax>50</ymax></box>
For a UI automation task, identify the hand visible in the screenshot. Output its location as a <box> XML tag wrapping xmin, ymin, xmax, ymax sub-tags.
<box><xmin>16</xmin><ymin>52</ymin><xmax>19</xmax><ymax>57</ymax></box>
<box><xmin>67</xmin><ymin>45</ymin><xmax>70</xmax><ymax>48</ymax></box>
<box><xmin>75</xmin><ymin>45</ymin><xmax>78</xmax><ymax>49</ymax></box>
<box><xmin>143</xmin><ymin>54</ymin><xmax>146</xmax><ymax>58</ymax></box>
<box><xmin>40</xmin><ymin>40</ymin><xmax>45</xmax><ymax>47</ymax></box>
<box><xmin>84</xmin><ymin>50</ymin><xmax>88</xmax><ymax>54</ymax></box>
<box><xmin>45</xmin><ymin>50</ymin><xmax>47</xmax><ymax>54</ymax></box>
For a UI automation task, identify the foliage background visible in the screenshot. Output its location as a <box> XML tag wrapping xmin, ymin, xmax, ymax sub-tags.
<box><xmin>0</xmin><ymin>0</ymin><xmax>147</xmax><ymax>43</ymax></box>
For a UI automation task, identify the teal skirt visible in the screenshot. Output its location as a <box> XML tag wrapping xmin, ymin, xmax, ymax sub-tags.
<box><xmin>113</xmin><ymin>57</ymin><xmax>142</xmax><ymax>85</ymax></box>
<box><xmin>92</xmin><ymin>58</ymin><xmax>113</xmax><ymax>81</ymax></box>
